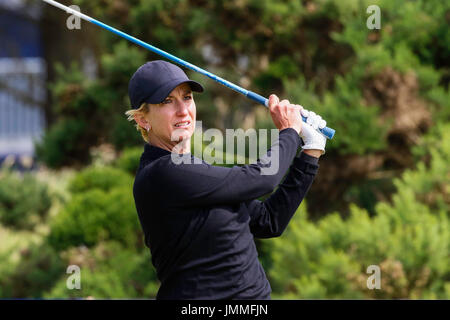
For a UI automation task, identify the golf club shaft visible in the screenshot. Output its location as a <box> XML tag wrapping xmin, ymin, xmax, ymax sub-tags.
<box><xmin>41</xmin><ymin>0</ymin><xmax>335</xmax><ymax>139</ymax></box>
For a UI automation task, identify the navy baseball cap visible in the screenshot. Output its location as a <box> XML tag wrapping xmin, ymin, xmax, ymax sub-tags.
<box><xmin>128</xmin><ymin>60</ymin><xmax>204</xmax><ymax>109</ymax></box>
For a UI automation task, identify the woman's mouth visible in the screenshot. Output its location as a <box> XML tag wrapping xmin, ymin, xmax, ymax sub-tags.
<box><xmin>174</xmin><ymin>121</ymin><xmax>190</xmax><ymax>128</ymax></box>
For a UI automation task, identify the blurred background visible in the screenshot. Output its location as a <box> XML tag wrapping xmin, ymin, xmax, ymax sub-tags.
<box><xmin>0</xmin><ymin>0</ymin><xmax>448</xmax><ymax>299</ymax></box>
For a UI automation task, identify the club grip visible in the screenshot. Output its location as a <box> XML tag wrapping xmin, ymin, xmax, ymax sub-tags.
<box><xmin>246</xmin><ymin>91</ymin><xmax>336</xmax><ymax>140</ymax></box>
<box><xmin>301</xmin><ymin>116</ymin><xmax>335</xmax><ymax>140</ymax></box>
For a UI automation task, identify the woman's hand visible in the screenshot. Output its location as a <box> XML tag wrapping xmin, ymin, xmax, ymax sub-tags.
<box><xmin>299</xmin><ymin>108</ymin><xmax>327</xmax><ymax>157</ymax></box>
<box><xmin>268</xmin><ymin>94</ymin><xmax>327</xmax><ymax>158</ymax></box>
<box><xmin>268</xmin><ymin>94</ymin><xmax>302</xmax><ymax>134</ymax></box>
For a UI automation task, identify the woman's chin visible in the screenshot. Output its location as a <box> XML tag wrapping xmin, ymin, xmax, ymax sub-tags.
<box><xmin>171</xmin><ymin>128</ymin><xmax>193</xmax><ymax>142</ymax></box>
<box><xmin>171</xmin><ymin>135</ymin><xmax>192</xmax><ymax>154</ymax></box>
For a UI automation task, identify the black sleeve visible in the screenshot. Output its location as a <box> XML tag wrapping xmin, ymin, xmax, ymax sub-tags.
<box><xmin>246</xmin><ymin>151</ymin><xmax>319</xmax><ymax>238</ymax></box>
<box><xmin>144</xmin><ymin>128</ymin><xmax>302</xmax><ymax>208</ymax></box>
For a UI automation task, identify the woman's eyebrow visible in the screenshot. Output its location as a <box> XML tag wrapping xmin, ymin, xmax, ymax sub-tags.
<box><xmin>166</xmin><ymin>90</ymin><xmax>192</xmax><ymax>98</ymax></box>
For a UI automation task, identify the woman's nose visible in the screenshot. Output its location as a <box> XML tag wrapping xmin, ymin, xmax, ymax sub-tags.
<box><xmin>175</xmin><ymin>99</ymin><xmax>189</xmax><ymax>115</ymax></box>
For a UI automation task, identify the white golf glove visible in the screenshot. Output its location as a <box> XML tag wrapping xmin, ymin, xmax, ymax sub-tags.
<box><xmin>299</xmin><ymin>108</ymin><xmax>327</xmax><ymax>154</ymax></box>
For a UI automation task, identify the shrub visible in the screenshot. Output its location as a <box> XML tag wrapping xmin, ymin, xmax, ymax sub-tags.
<box><xmin>268</xmin><ymin>198</ymin><xmax>449</xmax><ymax>299</ymax></box>
<box><xmin>115</xmin><ymin>147</ymin><xmax>144</xmax><ymax>175</ymax></box>
<box><xmin>0</xmin><ymin>170</ymin><xmax>52</xmax><ymax>230</ymax></box>
<box><xmin>68</xmin><ymin>166</ymin><xmax>134</xmax><ymax>194</ymax></box>
<box><xmin>47</xmin><ymin>165</ymin><xmax>139</xmax><ymax>251</ymax></box>
<box><xmin>284</xmin><ymin>75</ymin><xmax>389</xmax><ymax>155</ymax></box>
<box><xmin>36</xmin><ymin>42</ymin><xmax>146</xmax><ymax>168</ymax></box>
<box><xmin>44</xmin><ymin>241</ymin><xmax>158</xmax><ymax>299</ymax></box>
<box><xmin>267</xmin><ymin>128</ymin><xmax>450</xmax><ymax>299</ymax></box>
<box><xmin>0</xmin><ymin>242</ymin><xmax>64</xmax><ymax>298</ymax></box>
<box><xmin>407</xmin><ymin>123</ymin><xmax>450</xmax><ymax>213</ymax></box>
<box><xmin>35</xmin><ymin>114</ymin><xmax>91</xmax><ymax>169</ymax></box>
<box><xmin>48</xmin><ymin>187</ymin><xmax>140</xmax><ymax>251</ymax></box>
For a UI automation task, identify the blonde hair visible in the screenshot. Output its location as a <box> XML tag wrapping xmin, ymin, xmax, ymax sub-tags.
<box><xmin>125</xmin><ymin>103</ymin><xmax>151</xmax><ymax>142</ymax></box>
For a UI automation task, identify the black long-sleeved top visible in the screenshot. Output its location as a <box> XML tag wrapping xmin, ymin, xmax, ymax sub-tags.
<box><xmin>133</xmin><ymin>128</ymin><xmax>319</xmax><ymax>299</ymax></box>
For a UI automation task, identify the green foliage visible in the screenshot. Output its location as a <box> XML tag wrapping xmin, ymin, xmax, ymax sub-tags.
<box><xmin>35</xmin><ymin>61</ymin><xmax>104</xmax><ymax>168</ymax></box>
<box><xmin>48</xmin><ymin>166</ymin><xmax>139</xmax><ymax>251</ymax></box>
<box><xmin>48</xmin><ymin>187</ymin><xmax>139</xmax><ymax>251</ymax></box>
<box><xmin>102</xmin><ymin>42</ymin><xmax>148</xmax><ymax>149</ymax></box>
<box><xmin>102</xmin><ymin>41</ymin><xmax>147</xmax><ymax>88</ymax></box>
<box><xmin>284</xmin><ymin>75</ymin><xmax>389</xmax><ymax>155</ymax></box>
<box><xmin>110</xmin><ymin>112</ymin><xmax>145</xmax><ymax>151</ymax></box>
<box><xmin>0</xmin><ymin>225</ymin><xmax>43</xmax><ymax>297</ymax></box>
<box><xmin>115</xmin><ymin>146</ymin><xmax>144</xmax><ymax>175</ymax></box>
<box><xmin>405</xmin><ymin>123</ymin><xmax>450</xmax><ymax>213</ymax></box>
<box><xmin>269</xmin><ymin>199</ymin><xmax>449</xmax><ymax>299</ymax></box>
<box><xmin>268</xmin><ymin>125</ymin><xmax>450</xmax><ymax>299</ymax></box>
<box><xmin>35</xmin><ymin>118</ymin><xmax>89</xmax><ymax>168</ymax></box>
<box><xmin>255</xmin><ymin>55</ymin><xmax>301</xmax><ymax>92</ymax></box>
<box><xmin>0</xmin><ymin>242</ymin><xmax>64</xmax><ymax>298</ymax></box>
<box><xmin>0</xmin><ymin>170</ymin><xmax>51</xmax><ymax>230</ymax></box>
<box><xmin>36</xmin><ymin>42</ymin><xmax>146</xmax><ymax>168</ymax></box>
<box><xmin>44</xmin><ymin>241</ymin><xmax>158</xmax><ymax>299</ymax></box>
<box><xmin>68</xmin><ymin>166</ymin><xmax>134</xmax><ymax>194</ymax></box>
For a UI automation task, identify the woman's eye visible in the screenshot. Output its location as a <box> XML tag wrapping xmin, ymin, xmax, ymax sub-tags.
<box><xmin>161</xmin><ymin>96</ymin><xmax>191</xmax><ymax>104</ymax></box>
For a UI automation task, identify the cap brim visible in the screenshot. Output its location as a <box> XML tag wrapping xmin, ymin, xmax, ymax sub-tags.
<box><xmin>145</xmin><ymin>79</ymin><xmax>204</xmax><ymax>104</ymax></box>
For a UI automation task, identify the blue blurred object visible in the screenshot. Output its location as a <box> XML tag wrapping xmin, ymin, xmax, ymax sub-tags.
<box><xmin>0</xmin><ymin>9</ymin><xmax>43</xmax><ymax>58</ymax></box>
<box><xmin>0</xmin><ymin>1</ymin><xmax>46</xmax><ymax>167</ymax></box>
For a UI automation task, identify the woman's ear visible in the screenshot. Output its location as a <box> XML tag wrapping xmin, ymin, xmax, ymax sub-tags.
<box><xmin>134</xmin><ymin>113</ymin><xmax>151</xmax><ymax>131</ymax></box>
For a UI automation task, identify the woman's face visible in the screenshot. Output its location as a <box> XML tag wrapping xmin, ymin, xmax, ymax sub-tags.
<box><xmin>146</xmin><ymin>83</ymin><xmax>196</xmax><ymax>152</ymax></box>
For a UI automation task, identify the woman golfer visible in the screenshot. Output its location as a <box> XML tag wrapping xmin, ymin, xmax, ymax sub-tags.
<box><xmin>126</xmin><ymin>60</ymin><xmax>327</xmax><ymax>299</ymax></box>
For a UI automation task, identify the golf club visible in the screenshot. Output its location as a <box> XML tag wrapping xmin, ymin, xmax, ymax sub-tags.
<box><xmin>41</xmin><ymin>0</ymin><xmax>335</xmax><ymax>139</ymax></box>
